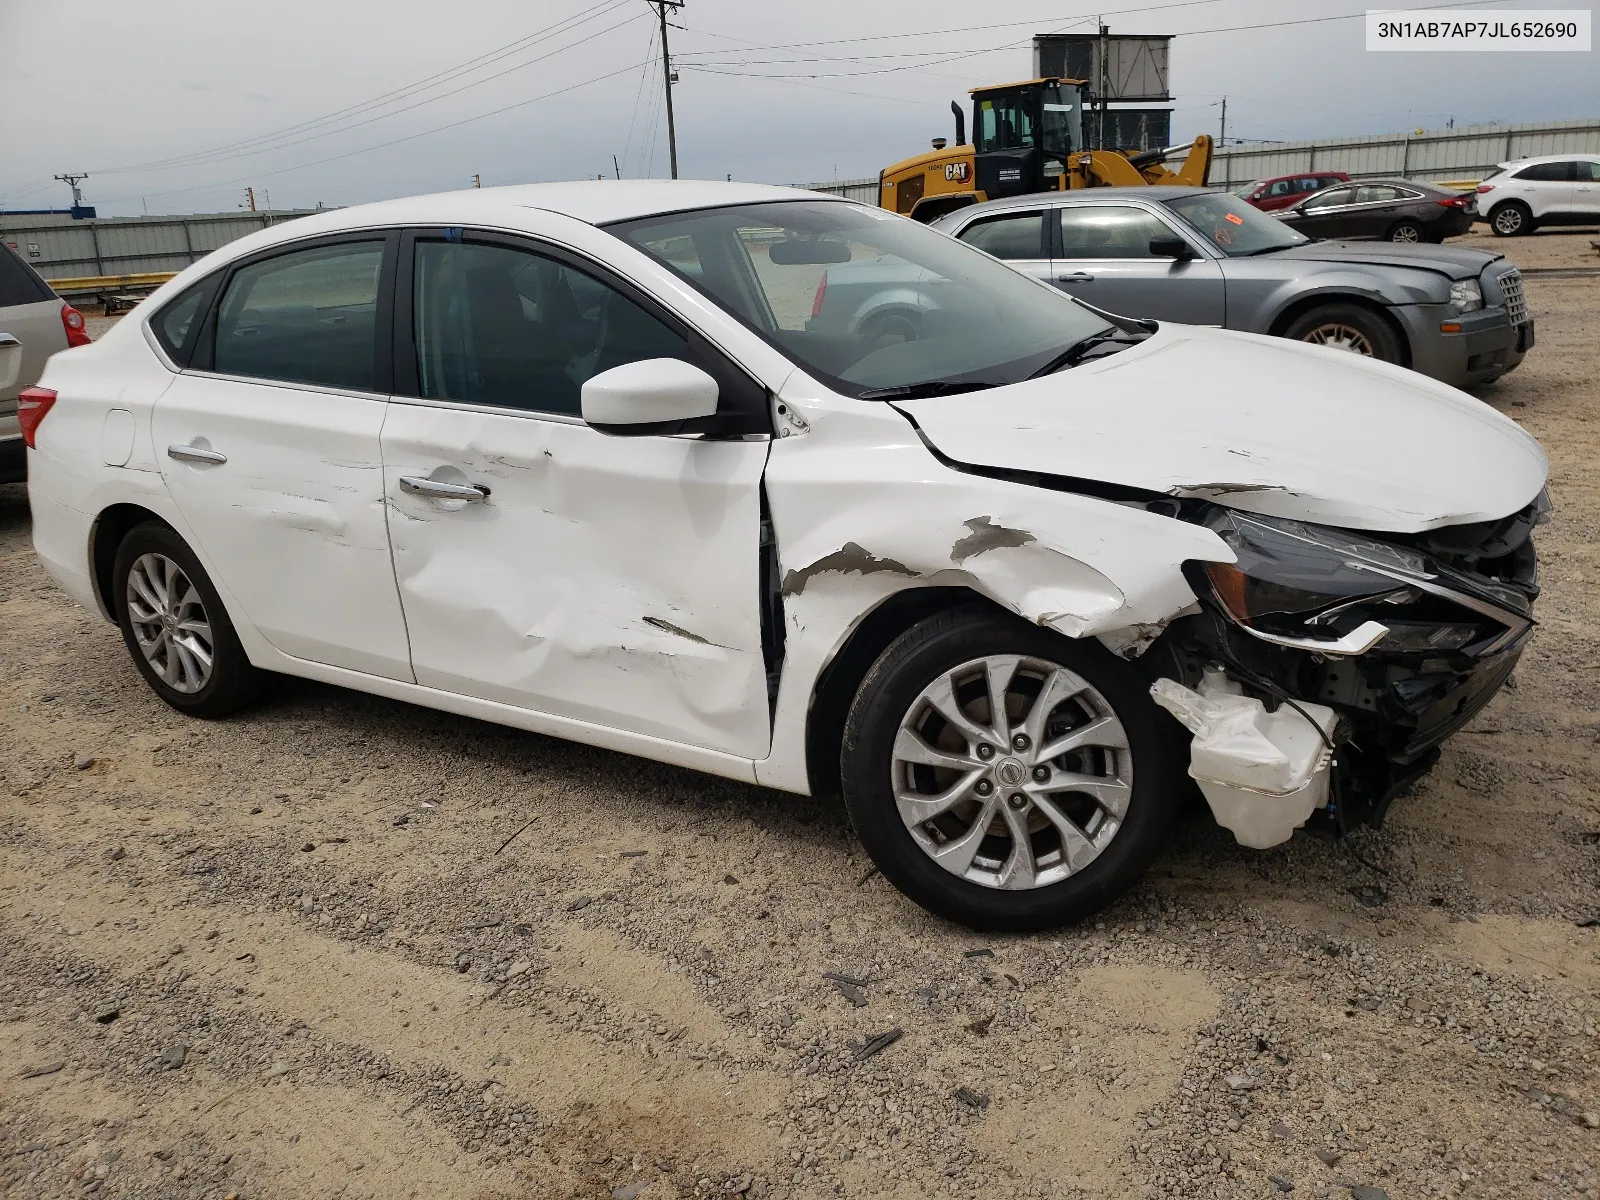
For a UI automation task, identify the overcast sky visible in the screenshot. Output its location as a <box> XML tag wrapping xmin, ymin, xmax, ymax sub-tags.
<box><xmin>1</xmin><ymin>0</ymin><xmax>1595</xmax><ymax>216</ymax></box>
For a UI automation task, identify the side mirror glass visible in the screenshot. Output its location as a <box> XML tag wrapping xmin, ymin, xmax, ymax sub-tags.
<box><xmin>768</xmin><ymin>238</ymin><xmax>852</xmax><ymax>265</ymax></box>
<box><xmin>582</xmin><ymin>358</ymin><xmax>719</xmax><ymax>437</ymax></box>
<box><xmin>1148</xmin><ymin>236</ymin><xmax>1193</xmax><ymax>260</ymax></box>
<box><xmin>0</xmin><ymin>334</ymin><xmax>21</xmax><ymax>393</ymax></box>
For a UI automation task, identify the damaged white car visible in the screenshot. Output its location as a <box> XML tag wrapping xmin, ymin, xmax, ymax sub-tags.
<box><xmin>24</xmin><ymin>182</ymin><xmax>1548</xmax><ymax>930</ymax></box>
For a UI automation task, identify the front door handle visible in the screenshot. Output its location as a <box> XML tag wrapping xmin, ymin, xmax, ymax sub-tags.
<box><xmin>398</xmin><ymin>475</ymin><xmax>490</xmax><ymax>501</ymax></box>
<box><xmin>1056</xmin><ymin>272</ymin><xmax>1095</xmax><ymax>283</ymax></box>
<box><xmin>167</xmin><ymin>443</ymin><xmax>228</xmax><ymax>465</ymax></box>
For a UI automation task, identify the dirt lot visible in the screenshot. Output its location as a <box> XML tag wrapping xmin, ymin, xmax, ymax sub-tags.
<box><xmin>3</xmin><ymin>232</ymin><xmax>1599</xmax><ymax>1200</ymax></box>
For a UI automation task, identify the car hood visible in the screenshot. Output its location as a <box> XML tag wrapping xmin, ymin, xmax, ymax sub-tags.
<box><xmin>893</xmin><ymin>324</ymin><xmax>1547</xmax><ymax>533</ymax></box>
<box><xmin>1255</xmin><ymin>238</ymin><xmax>1499</xmax><ymax>280</ymax></box>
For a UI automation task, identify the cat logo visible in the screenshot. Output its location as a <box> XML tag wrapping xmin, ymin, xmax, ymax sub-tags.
<box><xmin>943</xmin><ymin>162</ymin><xmax>971</xmax><ymax>183</ymax></box>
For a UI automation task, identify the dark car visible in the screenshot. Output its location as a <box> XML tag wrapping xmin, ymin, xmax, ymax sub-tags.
<box><xmin>1234</xmin><ymin>171</ymin><xmax>1351</xmax><ymax>211</ymax></box>
<box><xmin>1272</xmin><ymin>178</ymin><xmax>1475</xmax><ymax>243</ymax></box>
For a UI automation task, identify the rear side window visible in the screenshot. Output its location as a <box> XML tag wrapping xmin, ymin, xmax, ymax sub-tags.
<box><xmin>213</xmin><ymin>241</ymin><xmax>385</xmax><ymax>391</ymax></box>
<box><xmin>1513</xmin><ymin>161</ymin><xmax>1575</xmax><ymax>182</ymax></box>
<box><xmin>150</xmin><ymin>274</ymin><xmax>220</xmax><ymax>365</ymax></box>
<box><xmin>958</xmin><ymin>211</ymin><xmax>1045</xmax><ymax>260</ymax></box>
<box><xmin>0</xmin><ymin>241</ymin><xmax>54</xmax><ymax>308</ymax></box>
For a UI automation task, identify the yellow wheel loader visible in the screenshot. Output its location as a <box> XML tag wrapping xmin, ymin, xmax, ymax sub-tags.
<box><xmin>880</xmin><ymin>78</ymin><xmax>1213</xmax><ymax>223</ymax></box>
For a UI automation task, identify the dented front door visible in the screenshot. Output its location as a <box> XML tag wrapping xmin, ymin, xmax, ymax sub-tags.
<box><xmin>380</xmin><ymin>407</ymin><xmax>771</xmax><ymax>755</ymax></box>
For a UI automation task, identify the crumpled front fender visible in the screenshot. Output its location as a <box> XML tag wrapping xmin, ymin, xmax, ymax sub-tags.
<box><xmin>754</xmin><ymin>377</ymin><xmax>1235</xmax><ymax>793</ymax></box>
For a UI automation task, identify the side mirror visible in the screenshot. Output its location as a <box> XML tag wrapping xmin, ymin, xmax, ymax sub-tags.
<box><xmin>768</xmin><ymin>238</ymin><xmax>852</xmax><ymax>265</ymax></box>
<box><xmin>0</xmin><ymin>334</ymin><xmax>21</xmax><ymax>393</ymax></box>
<box><xmin>582</xmin><ymin>358</ymin><xmax>719</xmax><ymax>437</ymax></box>
<box><xmin>1149</xmin><ymin>236</ymin><xmax>1194</xmax><ymax>260</ymax></box>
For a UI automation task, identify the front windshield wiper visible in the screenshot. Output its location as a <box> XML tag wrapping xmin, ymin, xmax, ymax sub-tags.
<box><xmin>1027</xmin><ymin>327</ymin><xmax>1148</xmax><ymax>378</ymax></box>
<box><xmin>855</xmin><ymin>380</ymin><xmax>999</xmax><ymax>401</ymax></box>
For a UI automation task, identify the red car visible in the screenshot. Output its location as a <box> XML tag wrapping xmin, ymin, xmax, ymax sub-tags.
<box><xmin>1234</xmin><ymin>171</ymin><xmax>1353</xmax><ymax>211</ymax></box>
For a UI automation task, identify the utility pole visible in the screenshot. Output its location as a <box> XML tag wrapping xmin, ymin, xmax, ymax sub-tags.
<box><xmin>472</xmin><ymin>173</ymin><xmax>482</xmax><ymax>188</ymax></box>
<box><xmin>242</xmin><ymin>186</ymin><xmax>257</xmax><ymax>212</ymax></box>
<box><xmin>54</xmin><ymin>173</ymin><xmax>89</xmax><ymax>208</ymax></box>
<box><xmin>612</xmin><ymin>154</ymin><xmax>621</xmax><ymax>180</ymax></box>
<box><xmin>650</xmin><ymin>1</ymin><xmax>683</xmax><ymax>178</ymax></box>
<box><xmin>1219</xmin><ymin>96</ymin><xmax>1227</xmax><ymax>149</ymax></box>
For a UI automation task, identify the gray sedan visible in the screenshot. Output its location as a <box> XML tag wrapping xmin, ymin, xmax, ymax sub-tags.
<box><xmin>926</xmin><ymin>187</ymin><xmax>1532</xmax><ymax>388</ymax></box>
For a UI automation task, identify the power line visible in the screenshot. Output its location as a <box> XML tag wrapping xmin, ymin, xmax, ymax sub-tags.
<box><xmin>95</xmin><ymin>59</ymin><xmax>653</xmax><ymax>206</ymax></box>
<box><xmin>94</xmin><ymin>0</ymin><xmax>634</xmax><ymax>176</ymax></box>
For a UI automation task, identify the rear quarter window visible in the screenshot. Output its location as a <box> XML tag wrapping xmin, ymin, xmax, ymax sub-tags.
<box><xmin>0</xmin><ymin>241</ymin><xmax>55</xmax><ymax>308</ymax></box>
<box><xmin>150</xmin><ymin>273</ymin><xmax>222</xmax><ymax>366</ymax></box>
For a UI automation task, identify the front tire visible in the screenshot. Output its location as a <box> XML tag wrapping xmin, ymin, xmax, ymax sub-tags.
<box><xmin>113</xmin><ymin>521</ymin><xmax>265</xmax><ymax>718</ymax></box>
<box><xmin>1489</xmin><ymin>201</ymin><xmax>1533</xmax><ymax>237</ymax></box>
<box><xmin>840</xmin><ymin>606</ymin><xmax>1182</xmax><ymax>931</ymax></box>
<box><xmin>1283</xmin><ymin>302</ymin><xmax>1403</xmax><ymax>363</ymax></box>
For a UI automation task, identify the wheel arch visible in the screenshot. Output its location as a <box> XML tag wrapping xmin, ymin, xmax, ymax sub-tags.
<box><xmin>90</xmin><ymin>503</ymin><xmax>174</xmax><ymax>621</ymax></box>
<box><xmin>804</xmin><ymin>585</ymin><xmax>1008</xmax><ymax>801</ymax></box>
<box><xmin>1268</xmin><ymin>292</ymin><xmax>1412</xmax><ymax>368</ymax></box>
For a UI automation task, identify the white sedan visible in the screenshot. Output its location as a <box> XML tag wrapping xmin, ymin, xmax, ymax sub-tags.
<box><xmin>24</xmin><ymin>181</ymin><xmax>1547</xmax><ymax>930</ymax></box>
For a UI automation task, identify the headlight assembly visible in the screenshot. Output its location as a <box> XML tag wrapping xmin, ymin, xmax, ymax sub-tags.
<box><xmin>1195</xmin><ymin>511</ymin><xmax>1527</xmax><ymax>657</ymax></box>
<box><xmin>1448</xmin><ymin>279</ymin><xmax>1483</xmax><ymax>313</ymax></box>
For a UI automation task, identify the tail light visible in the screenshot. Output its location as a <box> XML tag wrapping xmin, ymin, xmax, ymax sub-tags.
<box><xmin>1437</xmin><ymin>196</ymin><xmax>1468</xmax><ymax>207</ymax></box>
<box><xmin>17</xmin><ymin>387</ymin><xmax>57</xmax><ymax>448</ymax></box>
<box><xmin>810</xmin><ymin>270</ymin><xmax>829</xmax><ymax>319</ymax></box>
<box><xmin>61</xmin><ymin>304</ymin><xmax>90</xmax><ymax>348</ymax></box>
<box><xmin>1476</xmin><ymin>184</ymin><xmax>1495</xmax><ymax>194</ymax></box>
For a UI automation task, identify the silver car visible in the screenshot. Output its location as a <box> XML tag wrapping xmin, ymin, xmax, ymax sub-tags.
<box><xmin>0</xmin><ymin>240</ymin><xmax>80</xmax><ymax>482</ymax></box>
<box><xmin>928</xmin><ymin>187</ymin><xmax>1532</xmax><ymax>388</ymax></box>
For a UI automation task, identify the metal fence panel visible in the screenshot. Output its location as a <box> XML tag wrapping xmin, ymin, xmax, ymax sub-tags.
<box><xmin>801</xmin><ymin>178</ymin><xmax>880</xmax><ymax>205</ymax></box>
<box><xmin>0</xmin><ymin>210</ymin><xmax>317</xmax><ymax>281</ymax></box>
<box><xmin>1214</xmin><ymin>117</ymin><xmax>1600</xmax><ymax>186</ymax></box>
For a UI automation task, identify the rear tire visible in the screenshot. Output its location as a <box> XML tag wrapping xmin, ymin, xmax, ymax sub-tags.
<box><xmin>112</xmin><ymin>521</ymin><xmax>265</xmax><ymax>718</ymax></box>
<box><xmin>1283</xmin><ymin>302</ymin><xmax>1403</xmax><ymax>364</ymax></box>
<box><xmin>839</xmin><ymin>606</ymin><xmax>1183</xmax><ymax>931</ymax></box>
<box><xmin>1489</xmin><ymin>201</ymin><xmax>1533</xmax><ymax>237</ymax></box>
<box><xmin>1387</xmin><ymin>220</ymin><xmax>1424</xmax><ymax>244</ymax></box>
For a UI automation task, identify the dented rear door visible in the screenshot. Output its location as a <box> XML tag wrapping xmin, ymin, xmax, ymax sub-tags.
<box><xmin>380</xmin><ymin>230</ymin><xmax>772</xmax><ymax>757</ymax></box>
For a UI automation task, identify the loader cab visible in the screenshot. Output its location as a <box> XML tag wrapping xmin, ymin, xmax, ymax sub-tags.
<box><xmin>972</xmin><ymin>79</ymin><xmax>1086</xmax><ymax>200</ymax></box>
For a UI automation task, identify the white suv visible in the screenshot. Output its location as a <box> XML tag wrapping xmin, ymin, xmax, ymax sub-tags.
<box><xmin>1475</xmin><ymin>153</ymin><xmax>1600</xmax><ymax>236</ymax></box>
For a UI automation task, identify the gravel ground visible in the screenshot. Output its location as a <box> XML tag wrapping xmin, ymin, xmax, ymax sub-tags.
<box><xmin>3</xmin><ymin>231</ymin><xmax>1598</xmax><ymax>1200</ymax></box>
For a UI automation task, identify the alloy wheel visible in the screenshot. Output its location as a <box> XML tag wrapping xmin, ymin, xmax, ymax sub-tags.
<box><xmin>1390</xmin><ymin>224</ymin><xmax>1421</xmax><ymax>243</ymax></box>
<box><xmin>1493</xmin><ymin>207</ymin><xmax>1524</xmax><ymax>235</ymax></box>
<box><xmin>125</xmin><ymin>552</ymin><xmax>215</xmax><ymax>694</ymax></box>
<box><xmin>1301</xmin><ymin>323</ymin><xmax>1375</xmax><ymax>355</ymax></box>
<box><xmin>891</xmin><ymin>655</ymin><xmax>1132</xmax><ymax>891</ymax></box>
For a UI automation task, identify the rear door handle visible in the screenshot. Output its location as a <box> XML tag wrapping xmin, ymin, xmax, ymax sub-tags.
<box><xmin>1056</xmin><ymin>272</ymin><xmax>1095</xmax><ymax>283</ymax></box>
<box><xmin>167</xmin><ymin>443</ymin><xmax>228</xmax><ymax>465</ymax></box>
<box><xmin>399</xmin><ymin>475</ymin><xmax>490</xmax><ymax>501</ymax></box>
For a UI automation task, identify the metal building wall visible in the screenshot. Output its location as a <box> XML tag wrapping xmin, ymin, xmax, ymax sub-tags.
<box><xmin>0</xmin><ymin>211</ymin><xmax>319</xmax><ymax>280</ymax></box>
<box><xmin>1213</xmin><ymin>117</ymin><xmax>1600</xmax><ymax>186</ymax></box>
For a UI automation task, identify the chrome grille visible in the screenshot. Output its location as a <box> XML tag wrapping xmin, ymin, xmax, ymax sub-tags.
<box><xmin>1498</xmin><ymin>268</ymin><xmax>1528</xmax><ymax>327</ymax></box>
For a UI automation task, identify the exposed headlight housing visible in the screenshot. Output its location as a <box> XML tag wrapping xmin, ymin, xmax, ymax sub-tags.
<box><xmin>1448</xmin><ymin>279</ymin><xmax>1483</xmax><ymax>313</ymax></box>
<box><xmin>1195</xmin><ymin>511</ymin><xmax>1528</xmax><ymax>657</ymax></box>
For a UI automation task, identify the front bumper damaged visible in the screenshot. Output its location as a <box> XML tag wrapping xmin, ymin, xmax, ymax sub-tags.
<box><xmin>1146</xmin><ymin>497</ymin><xmax>1544</xmax><ymax>842</ymax></box>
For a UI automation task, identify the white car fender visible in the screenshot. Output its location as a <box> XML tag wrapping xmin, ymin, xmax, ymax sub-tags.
<box><xmin>755</xmin><ymin>374</ymin><xmax>1235</xmax><ymax>793</ymax></box>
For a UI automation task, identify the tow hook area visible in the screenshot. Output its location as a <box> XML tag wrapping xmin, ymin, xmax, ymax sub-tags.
<box><xmin>1151</xmin><ymin>670</ymin><xmax>1338</xmax><ymax>849</ymax></box>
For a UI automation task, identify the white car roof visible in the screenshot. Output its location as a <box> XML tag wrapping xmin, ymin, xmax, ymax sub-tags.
<box><xmin>1496</xmin><ymin>151</ymin><xmax>1600</xmax><ymax>169</ymax></box>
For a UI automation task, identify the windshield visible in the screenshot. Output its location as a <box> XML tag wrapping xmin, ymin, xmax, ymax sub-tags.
<box><xmin>609</xmin><ymin>200</ymin><xmax>1112</xmax><ymax>397</ymax></box>
<box><xmin>1164</xmin><ymin>191</ymin><xmax>1309</xmax><ymax>256</ymax></box>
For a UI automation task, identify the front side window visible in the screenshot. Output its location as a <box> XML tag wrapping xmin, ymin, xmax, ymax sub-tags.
<box><xmin>1165</xmin><ymin>192</ymin><xmax>1310</xmax><ymax>256</ymax></box>
<box><xmin>958</xmin><ymin>211</ymin><xmax>1046</xmax><ymax>260</ymax></box>
<box><xmin>1058</xmin><ymin>206</ymin><xmax>1175</xmax><ymax>259</ymax></box>
<box><xmin>611</xmin><ymin>200</ymin><xmax>1111</xmax><ymax>397</ymax></box>
<box><xmin>412</xmin><ymin>240</ymin><xmax>689</xmax><ymax>417</ymax></box>
<box><xmin>1514</xmin><ymin>161</ymin><xmax>1574</xmax><ymax>182</ymax></box>
<box><xmin>213</xmin><ymin>241</ymin><xmax>384</xmax><ymax>391</ymax></box>
<box><xmin>1267</xmin><ymin>180</ymin><xmax>1295</xmax><ymax>198</ymax></box>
